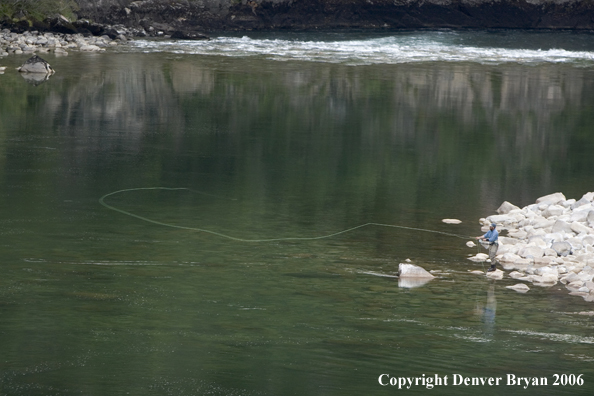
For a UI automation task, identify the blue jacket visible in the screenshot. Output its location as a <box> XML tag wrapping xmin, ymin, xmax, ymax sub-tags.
<box><xmin>483</xmin><ymin>229</ymin><xmax>499</xmax><ymax>243</ymax></box>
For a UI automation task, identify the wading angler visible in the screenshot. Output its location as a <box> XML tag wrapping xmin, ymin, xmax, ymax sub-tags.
<box><xmin>476</xmin><ymin>223</ymin><xmax>499</xmax><ymax>272</ymax></box>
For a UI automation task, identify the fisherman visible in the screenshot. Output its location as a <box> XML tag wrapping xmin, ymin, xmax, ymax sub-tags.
<box><xmin>476</xmin><ymin>223</ymin><xmax>499</xmax><ymax>272</ymax></box>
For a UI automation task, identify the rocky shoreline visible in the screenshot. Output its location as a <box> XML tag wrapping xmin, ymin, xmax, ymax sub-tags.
<box><xmin>0</xmin><ymin>29</ymin><xmax>120</xmax><ymax>57</ymax></box>
<box><xmin>2</xmin><ymin>0</ymin><xmax>594</xmax><ymax>57</ymax></box>
<box><xmin>0</xmin><ymin>17</ymin><xmax>213</xmax><ymax>58</ymax></box>
<box><xmin>469</xmin><ymin>192</ymin><xmax>594</xmax><ymax>302</ymax></box>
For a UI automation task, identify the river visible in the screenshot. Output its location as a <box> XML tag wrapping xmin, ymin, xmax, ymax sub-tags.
<box><xmin>1</xmin><ymin>29</ymin><xmax>594</xmax><ymax>395</ymax></box>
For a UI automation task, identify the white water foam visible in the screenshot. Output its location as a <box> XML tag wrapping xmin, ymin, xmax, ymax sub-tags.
<box><xmin>129</xmin><ymin>34</ymin><xmax>594</xmax><ymax>66</ymax></box>
<box><xmin>504</xmin><ymin>329</ymin><xmax>594</xmax><ymax>344</ymax></box>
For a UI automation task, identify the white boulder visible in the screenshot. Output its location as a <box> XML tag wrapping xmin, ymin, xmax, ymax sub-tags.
<box><xmin>509</xmin><ymin>271</ymin><xmax>525</xmax><ymax>279</ymax></box>
<box><xmin>518</xmin><ymin>246</ymin><xmax>544</xmax><ymax>259</ymax></box>
<box><xmin>398</xmin><ymin>263</ymin><xmax>435</xmax><ymax>279</ymax></box>
<box><xmin>486</xmin><ymin>269</ymin><xmax>504</xmax><ymax>280</ymax></box>
<box><xmin>536</xmin><ymin>192</ymin><xmax>566</xmax><ymax>205</ymax></box>
<box><xmin>442</xmin><ymin>219</ymin><xmax>462</xmax><ymax>224</ymax></box>
<box><xmin>497</xmin><ymin>201</ymin><xmax>520</xmax><ymax>214</ymax></box>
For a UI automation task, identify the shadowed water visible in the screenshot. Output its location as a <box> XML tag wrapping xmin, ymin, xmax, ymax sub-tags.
<box><xmin>1</xmin><ymin>30</ymin><xmax>594</xmax><ymax>395</ymax></box>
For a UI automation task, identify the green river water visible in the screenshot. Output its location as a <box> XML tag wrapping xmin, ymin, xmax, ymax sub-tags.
<box><xmin>1</xmin><ymin>33</ymin><xmax>594</xmax><ymax>395</ymax></box>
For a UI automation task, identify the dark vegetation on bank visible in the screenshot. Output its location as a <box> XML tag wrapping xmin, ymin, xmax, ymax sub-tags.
<box><xmin>1</xmin><ymin>0</ymin><xmax>594</xmax><ymax>38</ymax></box>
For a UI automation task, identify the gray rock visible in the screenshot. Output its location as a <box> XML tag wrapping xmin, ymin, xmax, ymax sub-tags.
<box><xmin>17</xmin><ymin>55</ymin><xmax>54</xmax><ymax>74</ymax></box>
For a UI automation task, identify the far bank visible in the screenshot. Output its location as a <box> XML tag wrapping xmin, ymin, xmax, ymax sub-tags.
<box><xmin>2</xmin><ymin>0</ymin><xmax>594</xmax><ymax>38</ymax></box>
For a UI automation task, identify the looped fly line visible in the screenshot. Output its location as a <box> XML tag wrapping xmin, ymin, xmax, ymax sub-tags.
<box><xmin>100</xmin><ymin>187</ymin><xmax>473</xmax><ymax>243</ymax></box>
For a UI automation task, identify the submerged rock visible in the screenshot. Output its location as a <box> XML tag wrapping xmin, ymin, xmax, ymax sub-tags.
<box><xmin>486</xmin><ymin>269</ymin><xmax>504</xmax><ymax>280</ymax></box>
<box><xmin>506</xmin><ymin>283</ymin><xmax>530</xmax><ymax>293</ymax></box>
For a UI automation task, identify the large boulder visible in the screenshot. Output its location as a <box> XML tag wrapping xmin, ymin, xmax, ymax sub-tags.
<box><xmin>17</xmin><ymin>55</ymin><xmax>54</xmax><ymax>74</ymax></box>
<box><xmin>497</xmin><ymin>201</ymin><xmax>520</xmax><ymax>214</ymax></box>
<box><xmin>536</xmin><ymin>192</ymin><xmax>566</xmax><ymax>205</ymax></box>
<box><xmin>398</xmin><ymin>263</ymin><xmax>435</xmax><ymax>278</ymax></box>
<box><xmin>518</xmin><ymin>246</ymin><xmax>544</xmax><ymax>259</ymax></box>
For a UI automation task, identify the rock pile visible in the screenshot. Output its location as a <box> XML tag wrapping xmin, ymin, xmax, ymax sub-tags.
<box><xmin>0</xmin><ymin>28</ymin><xmax>126</xmax><ymax>56</ymax></box>
<box><xmin>470</xmin><ymin>192</ymin><xmax>594</xmax><ymax>301</ymax></box>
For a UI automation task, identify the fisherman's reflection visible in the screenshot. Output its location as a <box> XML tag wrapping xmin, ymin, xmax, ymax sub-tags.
<box><xmin>474</xmin><ymin>283</ymin><xmax>496</xmax><ymax>337</ymax></box>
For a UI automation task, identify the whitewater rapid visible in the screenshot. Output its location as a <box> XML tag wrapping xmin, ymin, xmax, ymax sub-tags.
<box><xmin>128</xmin><ymin>31</ymin><xmax>594</xmax><ymax>66</ymax></box>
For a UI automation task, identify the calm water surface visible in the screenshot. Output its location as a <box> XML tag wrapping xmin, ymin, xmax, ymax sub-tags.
<box><xmin>1</xmin><ymin>30</ymin><xmax>594</xmax><ymax>395</ymax></box>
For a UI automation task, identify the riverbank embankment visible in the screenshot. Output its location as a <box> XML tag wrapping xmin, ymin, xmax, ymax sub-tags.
<box><xmin>471</xmin><ymin>192</ymin><xmax>594</xmax><ymax>302</ymax></box>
